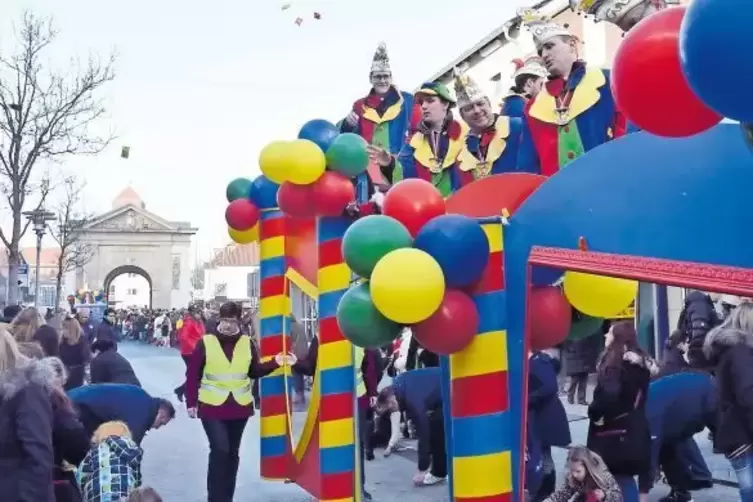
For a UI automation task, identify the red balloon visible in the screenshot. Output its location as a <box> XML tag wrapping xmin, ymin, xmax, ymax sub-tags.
<box><xmin>528</xmin><ymin>287</ymin><xmax>571</xmax><ymax>351</ymax></box>
<box><xmin>611</xmin><ymin>7</ymin><xmax>721</xmax><ymax>138</ymax></box>
<box><xmin>413</xmin><ymin>289</ymin><xmax>479</xmax><ymax>355</ymax></box>
<box><xmin>311</xmin><ymin>171</ymin><xmax>355</xmax><ymax>217</ymax></box>
<box><xmin>278</xmin><ymin>182</ymin><xmax>315</xmax><ymax>218</ymax></box>
<box><xmin>225</xmin><ymin>199</ymin><xmax>260</xmax><ymax>231</ymax></box>
<box><xmin>382</xmin><ymin>179</ymin><xmax>446</xmax><ymax>237</ymax></box>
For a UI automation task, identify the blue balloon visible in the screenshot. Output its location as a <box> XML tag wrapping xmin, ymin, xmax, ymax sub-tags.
<box><xmin>248</xmin><ymin>175</ymin><xmax>280</xmax><ymax>210</ymax></box>
<box><xmin>413</xmin><ymin>215</ymin><xmax>490</xmax><ymax>288</ymax></box>
<box><xmin>680</xmin><ymin>0</ymin><xmax>753</xmax><ymax>122</ymax></box>
<box><xmin>298</xmin><ymin>119</ymin><xmax>339</xmax><ymax>153</ymax></box>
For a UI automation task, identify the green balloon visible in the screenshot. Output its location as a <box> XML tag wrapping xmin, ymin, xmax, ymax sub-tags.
<box><xmin>568</xmin><ymin>313</ymin><xmax>604</xmax><ymax>341</ymax></box>
<box><xmin>342</xmin><ymin>215</ymin><xmax>413</xmax><ymax>278</ymax></box>
<box><xmin>326</xmin><ymin>133</ymin><xmax>369</xmax><ymax>177</ymax></box>
<box><xmin>336</xmin><ymin>283</ymin><xmax>402</xmax><ymax>349</ymax></box>
<box><xmin>226</xmin><ymin>177</ymin><xmax>252</xmax><ymax>202</ymax></box>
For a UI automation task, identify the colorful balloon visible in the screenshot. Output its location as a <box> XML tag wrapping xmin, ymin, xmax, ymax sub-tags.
<box><xmin>413</xmin><ymin>214</ymin><xmax>489</xmax><ymax>288</ymax></box>
<box><xmin>341</xmin><ymin>215</ymin><xmax>413</xmax><ymax>278</ymax></box>
<box><xmin>225</xmin><ymin>199</ymin><xmax>260</xmax><ymax>231</ymax></box>
<box><xmin>258</xmin><ymin>140</ymin><xmax>291</xmax><ymax>184</ymax></box>
<box><xmin>382</xmin><ymin>179</ymin><xmax>446</xmax><ymax>237</ymax></box>
<box><xmin>299</xmin><ymin>119</ymin><xmax>340</xmax><ymax>153</ymax></box>
<box><xmin>371</xmin><ymin>248</ymin><xmax>445</xmax><ymax>324</ymax></box>
<box><xmin>287</xmin><ymin>139</ymin><xmax>326</xmax><ymax>185</ymax></box>
<box><xmin>228</xmin><ymin>225</ymin><xmax>259</xmax><ymax>244</ymax></box>
<box><xmin>413</xmin><ymin>289</ymin><xmax>479</xmax><ymax>355</ymax></box>
<box><xmin>226</xmin><ymin>177</ymin><xmax>252</xmax><ymax>202</ymax></box>
<box><xmin>311</xmin><ymin>171</ymin><xmax>355</xmax><ymax>217</ymax></box>
<box><xmin>680</xmin><ymin>0</ymin><xmax>753</xmax><ymax>123</ymax></box>
<box><xmin>326</xmin><ymin>133</ymin><xmax>369</xmax><ymax>177</ymax></box>
<box><xmin>277</xmin><ymin>182</ymin><xmax>315</xmax><ymax>218</ymax></box>
<box><xmin>248</xmin><ymin>175</ymin><xmax>280</xmax><ymax>210</ymax></box>
<box><xmin>528</xmin><ymin>287</ymin><xmax>572</xmax><ymax>351</ymax></box>
<box><xmin>336</xmin><ymin>283</ymin><xmax>403</xmax><ymax>349</ymax></box>
<box><xmin>612</xmin><ymin>7</ymin><xmax>721</xmax><ymax>137</ymax></box>
<box><xmin>563</xmin><ymin>272</ymin><xmax>637</xmax><ymax>319</ymax></box>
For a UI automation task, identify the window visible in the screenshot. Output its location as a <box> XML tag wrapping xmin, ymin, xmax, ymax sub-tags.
<box><xmin>127</xmin><ymin>288</ymin><xmax>138</xmax><ymax>295</ymax></box>
<box><xmin>109</xmin><ymin>285</ymin><xmax>116</xmax><ymax>294</ymax></box>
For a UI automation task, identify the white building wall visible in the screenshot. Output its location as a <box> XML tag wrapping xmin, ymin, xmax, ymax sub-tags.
<box><xmin>203</xmin><ymin>265</ymin><xmax>259</xmax><ymax>301</ymax></box>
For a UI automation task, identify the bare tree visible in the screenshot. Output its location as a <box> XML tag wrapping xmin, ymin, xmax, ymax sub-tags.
<box><xmin>0</xmin><ymin>12</ymin><xmax>115</xmax><ymax>304</ymax></box>
<box><xmin>49</xmin><ymin>177</ymin><xmax>94</xmax><ymax>310</ymax></box>
<box><xmin>191</xmin><ymin>265</ymin><xmax>206</xmax><ymax>290</ymax></box>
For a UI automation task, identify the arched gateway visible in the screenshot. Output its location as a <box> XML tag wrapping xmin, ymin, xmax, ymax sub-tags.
<box><xmin>70</xmin><ymin>187</ymin><xmax>197</xmax><ymax>309</ymax></box>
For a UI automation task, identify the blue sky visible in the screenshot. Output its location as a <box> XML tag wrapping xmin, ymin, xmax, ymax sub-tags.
<box><xmin>2</xmin><ymin>0</ymin><xmax>529</xmax><ymax>258</ymax></box>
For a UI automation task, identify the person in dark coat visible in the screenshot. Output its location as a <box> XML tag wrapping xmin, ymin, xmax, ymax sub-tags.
<box><xmin>643</xmin><ymin>371</ymin><xmax>715</xmax><ymax>502</ymax></box>
<box><xmin>33</xmin><ymin>324</ymin><xmax>61</xmax><ymax>357</ymax></box>
<box><xmin>587</xmin><ymin>321</ymin><xmax>655</xmax><ymax>502</ymax></box>
<box><xmin>562</xmin><ymin>334</ymin><xmax>601</xmax><ymax>405</ymax></box>
<box><xmin>702</xmin><ymin>302</ymin><xmax>753</xmax><ymax>502</ymax></box>
<box><xmin>59</xmin><ymin>316</ymin><xmax>91</xmax><ymax>390</ymax></box>
<box><xmin>657</xmin><ymin>329</ymin><xmax>690</xmax><ymax>379</ymax></box>
<box><xmin>405</xmin><ymin>336</ymin><xmax>439</xmax><ymax>370</ymax></box>
<box><xmin>90</xmin><ymin>329</ymin><xmax>141</xmax><ymax>386</ymax></box>
<box><xmin>376</xmin><ymin>367</ymin><xmax>446</xmax><ymax>487</ymax></box>
<box><xmin>44</xmin><ymin>357</ymin><xmax>90</xmax><ymax>502</ymax></box>
<box><xmin>528</xmin><ymin>351</ymin><xmax>571</xmax><ymax>501</ymax></box>
<box><xmin>68</xmin><ymin>383</ymin><xmax>174</xmax><ymax>445</ymax></box>
<box><xmin>678</xmin><ymin>291</ymin><xmax>720</xmax><ymax>370</ymax></box>
<box><xmin>0</xmin><ymin>330</ymin><xmax>56</xmax><ymax>502</ymax></box>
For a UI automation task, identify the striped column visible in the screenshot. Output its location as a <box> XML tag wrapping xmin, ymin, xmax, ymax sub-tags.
<box><xmin>258</xmin><ymin>209</ymin><xmax>292</xmax><ymax>480</ymax></box>
<box><xmin>449</xmin><ymin>222</ymin><xmax>513</xmax><ymax>502</ymax></box>
<box><xmin>315</xmin><ymin>216</ymin><xmax>358</xmax><ymax>502</ymax></box>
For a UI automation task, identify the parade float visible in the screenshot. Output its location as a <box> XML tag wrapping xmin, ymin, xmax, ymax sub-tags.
<box><xmin>220</xmin><ymin>1</ymin><xmax>753</xmax><ymax>500</ymax></box>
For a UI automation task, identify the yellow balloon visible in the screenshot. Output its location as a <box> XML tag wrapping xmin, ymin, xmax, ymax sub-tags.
<box><xmin>228</xmin><ymin>225</ymin><xmax>258</xmax><ymax>244</ymax></box>
<box><xmin>258</xmin><ymin>140</ymin><xmax>291</xmax><ymax>184</ymax></box>
<box><xmin>287</xmin><ymin>139</ymin><xmax>326</xmax><ymax>185</ymax></box>
<box><xmin>371</xmin><ymin>248</ymin><xmax>445</xmax><ymax>324</ymax></box>
<box><xmin>563</xmin><ymin>271</ymin><xmax>637</xmax><ymax>319</ymax></box>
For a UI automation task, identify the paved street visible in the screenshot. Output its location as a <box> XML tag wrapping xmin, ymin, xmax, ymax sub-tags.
<box><xmin>123</xmin><ymin>343</ymin><xmax>740</xmax><ymax>501</ymax></box>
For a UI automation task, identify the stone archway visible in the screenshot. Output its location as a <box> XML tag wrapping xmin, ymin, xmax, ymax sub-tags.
<box><xmin>104</xmin><ymin>265</ymin><xmax>153</xmax><ymax>308</ymax></box>
<box><xmin>66</xmin><ymin>187</ymin><xmax>197</xmax><ymax>310</ymax></box>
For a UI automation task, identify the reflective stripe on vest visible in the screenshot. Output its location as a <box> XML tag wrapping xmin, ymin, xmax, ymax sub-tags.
<box><xmin>354</xmin><ymin>345</ymin><xmax>366</xmax><ymax>398</ymax></box>
<box><xmin>198</xmin><ymin>334</ymin><xmax>253</xmax><ymax>406</ymax></box>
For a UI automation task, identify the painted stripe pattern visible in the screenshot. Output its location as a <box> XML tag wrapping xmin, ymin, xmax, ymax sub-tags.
<box><xmin>316</xmin><ymin>216</ymin><xmax>357</xmax><ymax>502</ymax></box>
<box><xmin>449</xmin><ymin>223</ymin><xmax>513</xmax><ymax>502</ymax></box>
<box><xmin>259</xmin><ymin>210</ymin><xmax>292</xmax><ymax>479</ymax></box>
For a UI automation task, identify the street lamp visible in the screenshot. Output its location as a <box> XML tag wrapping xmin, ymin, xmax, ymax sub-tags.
<box><xmin>23</xmin><ymin>208</ymin><xmax>56</xmax><ymax>308</ymax></box>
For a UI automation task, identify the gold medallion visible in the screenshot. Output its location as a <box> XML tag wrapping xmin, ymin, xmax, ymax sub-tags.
<box><xmin>555</xmin><ymin>106</ymin><xmax>570</xmax><ymax>126</ymax></box>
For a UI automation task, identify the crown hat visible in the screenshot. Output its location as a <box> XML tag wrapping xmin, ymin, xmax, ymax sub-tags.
<box><xmin>569</xmin><ymin>0</ymin><xmax>661</xmax><ymax>25</ymax></box>
<box><xmin>518</xmin><ymin>8</ymin><xmax>576</xmax><ymax>49</ymax></box>
<box><xmin>370</xmin><ymin>42</ymin><xmax>392</xmax><ymax>75</ymax></box>
<box><xmin>452</xmin><ymin>68</ymin><xmax>488</xmax><ymax>108</ymax></box>
<box><xmin>512</xmin><ymin>55</ymin><xmax>549</xmax><ymax>80</ymax></box>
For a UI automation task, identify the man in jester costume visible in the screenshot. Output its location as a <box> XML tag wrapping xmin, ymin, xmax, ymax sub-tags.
<box><xmin>569</xmin><ymin>0</ymin><xmax>667</xmax><ymax>32</ymax></box>
<box><xmin>452</xmin><ymin>69</ymin><xmax>532</xmax><ymax>185</ymax></box>
<box><xmin>371</xmin><ymin>82</ymin><xmax>464</xmax><ymax>197</ymax></box>
<box><xmin>516</xmin><ymin>9</ymin><xmax>627</xmax><ymax>176</ymax></box>
<box><xmin>340</xmin><ymin>42</ymin><xmax>419</xmax><ymax>216</ymax></box>
<box><xmin>501</xmin><ymin>55</ymin><xmax>548</xmax><ymax>118</ymax></box>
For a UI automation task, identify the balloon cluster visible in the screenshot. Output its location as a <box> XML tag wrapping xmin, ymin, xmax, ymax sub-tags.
<box><xmin>527</xmin><ymin>273</ymin><xmax>637</xmax><ymax>350</ymax></box>
<box><xmin>261</xmin><ymin>119</ymin><xmax>370</xmax><ymax>219</ymax></box>
<box><xmin>73</xmin><ymin>289</ymin><xmax>105</xmax><ymax>304</ymax></box>
<box><xmin>612</xmin><ymin>2</ymin><xmax>753</xmax><ymax>137</ymax></box>
<box><xmin>336</xmin><ymin>179</ymin><xmax>490</xmax><ymax>355</ymax></box>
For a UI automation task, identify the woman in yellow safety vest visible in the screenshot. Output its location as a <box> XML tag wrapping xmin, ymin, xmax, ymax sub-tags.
<box><xmin>185</xmin><ymin>301</ymin><xmax>295</xmax><ymax>502</ymax></box>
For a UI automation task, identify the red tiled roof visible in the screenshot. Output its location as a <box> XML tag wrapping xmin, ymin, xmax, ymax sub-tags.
<box><xmin>113</xmin><ymin>186</ymin><xmax>145</xmax><ymax>209</ymax></box>
<box><xmin>207</xmin><ymin>243</ymin><xmax>260</xmax><ymax>268</ymax></box>
<box><xmin>0</xmin><ymin>247</ymin><xmax>60</xmax><ymax>267</ymax></box>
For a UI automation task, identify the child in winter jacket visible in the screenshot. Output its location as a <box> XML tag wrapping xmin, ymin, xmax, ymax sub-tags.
<box><xmin>77</xmin><ymin>421</ymin><xmax>143</xmax><ymax>501</ymax></box>
<box><xmin>544</xmin><ymin>445</ymin><xmax>623</xmax><ymax>502</ymax></box>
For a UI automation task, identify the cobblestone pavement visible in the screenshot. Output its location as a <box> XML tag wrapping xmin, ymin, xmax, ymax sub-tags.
<box><xmin>123</xmin><ymin>343</ymin><xmax>740</xmax><ymax>501</ymax></box>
